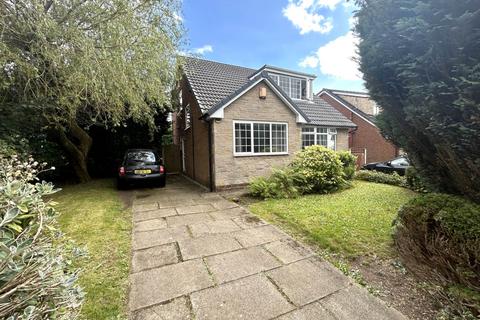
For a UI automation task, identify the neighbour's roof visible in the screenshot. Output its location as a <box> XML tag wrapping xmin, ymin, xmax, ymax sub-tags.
<box><xmin>182</xmin><ymin>56</ymin><xmax>356</xmax><ymax>128</ymax></box>
<box><xmin>320</xmin><ymin>88</ymin><xmax>376</xmax><ymax>124</ymax></box>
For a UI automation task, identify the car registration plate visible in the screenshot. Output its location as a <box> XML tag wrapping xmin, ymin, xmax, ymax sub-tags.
<box><xmin>134</xmin><ymin>169</ymin><xmax>151</xmax><ymax>175</ymax></box>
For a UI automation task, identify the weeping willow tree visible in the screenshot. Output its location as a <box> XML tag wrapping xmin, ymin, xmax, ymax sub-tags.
<box><xmin>0</xmin><ymin>0</ymin><xmax>183</xmax><ymax>181</ymax></box>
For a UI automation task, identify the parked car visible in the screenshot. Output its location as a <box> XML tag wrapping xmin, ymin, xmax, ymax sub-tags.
<box><xmin>362</xmin><ymin>155</ymin><xmax>410</xmax><ymax>175</ymax></box>
<box><xmin>117</xmin><ymin>149</ymin><xmax>166</xmax><ymax>189</ymax></box>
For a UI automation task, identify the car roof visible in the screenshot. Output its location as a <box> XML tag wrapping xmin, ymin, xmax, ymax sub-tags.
<box><xmin>126</xmin><ymin>149</ymin><xmax>157</xmax><ymax>152</ymax></box>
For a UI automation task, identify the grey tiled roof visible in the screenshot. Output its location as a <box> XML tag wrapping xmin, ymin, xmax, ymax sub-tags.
<box><xmin>295</xmin><ymin>96</ymin><xmax>356</xmax><ymax>127</ymax></box>
<box><xmin>182</xmin><ymin>56</ymin><xmax>355</xmax><ymax>128</ymax></box>
<box><xmin>183</xmin><ymin>57</ymin><xmax>254</xmax><ymax>113</ymax></box>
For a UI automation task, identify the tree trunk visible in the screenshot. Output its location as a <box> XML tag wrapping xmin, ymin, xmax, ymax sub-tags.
<box><xmin>55</xmin><ymin>120</ymin><xmax>93</xmax><ymax>183</ymax></box>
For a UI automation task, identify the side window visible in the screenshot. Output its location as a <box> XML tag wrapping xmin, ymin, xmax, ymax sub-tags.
<box><xmin>185</xmin><ymin>104</ymin><xmax>191</xmax><ymax>129</ymax></box>
<box><xmin>391</xmin><ymin>157</ymin><xmax>409</xmax><ymax>166</ymax></box>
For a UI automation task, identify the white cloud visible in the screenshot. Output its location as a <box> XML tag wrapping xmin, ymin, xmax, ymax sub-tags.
<box><xmin>299</xmin><ymin>31</ymin><xmax>361</xmax><ymax>81</ymax></box>
<box><xmin>192</xmin><ymin>45</ymin><xmax>213</xmax><ymax>55</ymax></box>
<box><xmin>299</xmin><ymin>55</ymin><xmax>319</xmax><ymax>68</ymax></box>
<box><xmin>282</xmin><ymin>0</ymin><xmax>337</xmax><ymax>34</ymax></box>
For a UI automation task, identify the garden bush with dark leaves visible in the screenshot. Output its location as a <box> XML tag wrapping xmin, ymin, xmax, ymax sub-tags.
<box><xmin>394</xmin><ymin>193</ymin><xmax>480</xmax><ymax>316</ymax></box>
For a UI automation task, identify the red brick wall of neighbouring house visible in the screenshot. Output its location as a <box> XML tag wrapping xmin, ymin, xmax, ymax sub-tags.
<box><xmin>320</xmin><ymin>94</ymin><xmax>398</xmax><ymax>164</ymax></box>
<box><xmin>175</xmin><ymin>77</ymin><xmax>211</xmax><ymax>189</ymax></box>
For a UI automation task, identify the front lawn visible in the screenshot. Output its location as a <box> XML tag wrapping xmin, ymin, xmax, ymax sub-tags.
<box><xmin>54</xmin><ymin>179</ymin><xmax>132</xmax><ymax>319</ymax></box>
<box><xmin>249</xmin><ymin>181</ymin><xmax>415</xmax><ymax>258</ymax></box>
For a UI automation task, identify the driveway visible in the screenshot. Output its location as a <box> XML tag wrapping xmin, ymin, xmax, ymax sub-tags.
<box><xmin>128</xmin><ymin>175</ymin><xmax>406</xmax><ymax>320</ymax></box>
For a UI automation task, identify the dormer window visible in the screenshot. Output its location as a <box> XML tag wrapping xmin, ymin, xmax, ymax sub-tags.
<box><xmin>269</xmin><ymin>73</ymin><xmax>309</xmax><ymax>100</ymax></box>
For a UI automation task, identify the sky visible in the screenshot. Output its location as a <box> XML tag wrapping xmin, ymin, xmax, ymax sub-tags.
<box><xmin>180</xmin><ymin>0</ymin><xmax>365</xmax><ymax>93</ymax></box>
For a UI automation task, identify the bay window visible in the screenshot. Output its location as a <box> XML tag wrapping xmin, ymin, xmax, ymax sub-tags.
<box><xmin>234</xmin><ymin>121</ymin><xmax>288</xmax><ymax>156</ymax></box>
<box><xmin>302</xmin><ymin>127</ymin><xmax>337</xmax><ymax>150</ymax></box>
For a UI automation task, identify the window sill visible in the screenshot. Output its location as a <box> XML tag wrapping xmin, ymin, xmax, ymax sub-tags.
<box><xmin>233</xmin><ymin>152</ymin><xmax>289</xmax><ymax>157</ymax></box>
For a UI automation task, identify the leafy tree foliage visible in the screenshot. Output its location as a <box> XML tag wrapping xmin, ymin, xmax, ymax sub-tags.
<box><xmin>0</xmin><ymin>0</ymin><xmax>182</xmax><ymax>182</ymax></box>
<box><xmin>355</xmin><ymin>0</ymin><xmax>480</xmax><ymax>202</ymax></box>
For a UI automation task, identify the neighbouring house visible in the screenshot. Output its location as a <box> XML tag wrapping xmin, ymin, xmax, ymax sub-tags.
<box><xmin>318</xmin><ymin>89</ymin><xmax>400</xmax><ymax>166</ymax></box>
<box><xmin>173</xmin><ymin>57</ymin><xmax>356</xmax><ymax>191</ymax></box>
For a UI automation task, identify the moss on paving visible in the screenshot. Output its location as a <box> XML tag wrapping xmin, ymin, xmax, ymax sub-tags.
<box><xmin>54</xmin><ymin>179</ymin><xmax>132</xmax><ymax>320</ymax></box>
<box><xmin>249</xmin><ymin>181</ymin><xmax>415</xmax><ymax>258</ymax></box>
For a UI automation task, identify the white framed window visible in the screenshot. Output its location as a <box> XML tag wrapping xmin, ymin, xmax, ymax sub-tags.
<box><xmin>184</xmin><ymin>104</ymin><xmax>191</xmax><ymax>129</ymax></box>
<box><xmin>268</xmin><ymin>73</ymin><xmax>307</xmax><ymax>100</ymax></box>
<box><xmin>302</xmin><ymin>127</ymin><xmax>337</xmax><ymax>150</ymax></box>
<box><xmin>233</xmin><ymin>121</ymin><xmax>288</xmax><ymax>156</ymax></box>
<box><xmin>269</xmin><ymin>74</ymin><xmax>279</xmax><ymax>84</ymax></box>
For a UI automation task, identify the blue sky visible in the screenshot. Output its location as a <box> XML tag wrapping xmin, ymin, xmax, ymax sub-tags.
<box><xmin>181</xmin><ymin>0</ymin><xmax>365</xmax><ymax>93</ymax></box>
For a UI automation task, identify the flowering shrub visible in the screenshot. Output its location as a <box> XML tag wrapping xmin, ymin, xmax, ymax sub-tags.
<box><xmin>249</xmin><ymin>146</ymin><xmax>353</xmax><ymax>199</ymax></box>
<box><xmin>0</xmin><ymin>155</ymin><xmax>84</xmax><ymax>319</ymax></box>
<box><xmin>290</xmin><ymin>145</ymin><xmax>346</xmax><ymax>194</ymax></box>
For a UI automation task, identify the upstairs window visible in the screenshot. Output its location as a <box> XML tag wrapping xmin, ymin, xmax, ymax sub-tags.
<box><xmin>269</xmin><ymin>73</ymin><xmax>307</xmax><ymax>100</ymax></box>
<box><xmin>302</xmin><ymin>127</ymin><xmax>337</xmax><ymax>150</ymax></box>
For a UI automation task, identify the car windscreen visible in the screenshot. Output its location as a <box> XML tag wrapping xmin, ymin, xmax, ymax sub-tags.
<box><xmin>126</xmin><ymin>151</ymin><xmax>157</xmax><ymax>166</ymax></box>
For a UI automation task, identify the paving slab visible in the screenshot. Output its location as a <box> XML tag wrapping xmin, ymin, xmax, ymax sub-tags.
<box><xmin>132</xmin><ymin>243</ymin><xmax>179</xmax><ymax>273</ymax></box>
<box><xmin>131</xmin><ymin>296</ymin><xmax>192</xmax><ymax>320</ymax></box>
<box><xmin>134</xmin><ymin>208</ymin><xmax>177</xmax><ymax>222</ymax></box>
<box><xmin>208</xmin><ymin>207</ymin><xmax>248</xmax><ymax>220</ymax></box>
<box><xmin>267</xmin><ymin>258</ymin><xmax>349</xmax><ymax>306</ymax></box>
<box><xmin>158</xmin><ymin>198</ymin><xmax>196</xmax><ymax>208</ymax></box>
<box><xmin>176</xmin><ymin>204</ymin><xmax>216</xmax><ymax>215</ymax></box>
<box><xmin>233</xmin><ymin>225</ymin><xmax>287</xmax><ymax>247</ymax></box>
<box><xmin>190</xmin><ymin>274</ymin><xmax>294</xmax><ymax>320</ymax></box>
<box><xmin>132</xmin><ymin>226</ymin><xmax>190</xmax><ymax>250</ymax></box>
<box><xmin>200</xmin><ymin>193</ymin><xmax>224</xmax><ymax>200</ymax></box>
<box><xmin>178</xmin><ymin>234</ymin><xmax>242</xmax><ymax>260</ymax></box>
<box><xmin>232</xmin><ymin>215</ymin><xmax>268</xmax><ymax>229</ymax></box>
<box><xmin>189</xmin><ymin>220</ymin><xmax>241</xmax><ymax>237</ymax></box>
<box><xmin>211</xmin><ymin>199</ymin><xmax>239</xmax><ymax>210</ymax></box>
<box><xmin>134</xmin><ymin>218</ymin><xmax>167</xmax><ymax>232</ymax></box>
<box><xmin>133</xmin><ymin>202</ymin><xmax>158</xmax><ymax>213</ymax></box>
<box><xmin>129</xmin><ymin>259</ymin><xmax>213</xmax><ymax>311</ymax></box>
<box><xmin>320</xmin><ymin>284</ymin><xmax>407</xmax><ymax>320</ymax></box>
<box><xmin>205</xmin><ymin>247</ymin><xmax>281</xmax><ymax>283</ymax></box>
<box><xmin>264</xmin><ymin>239</ymin><xmax>313</xmax><ymax>264</ymax></box>
<box><xmin>166</xmin><ymin>213</ymin><xmax>214</xmax><ymax>227</ymax></box>
<box><xmin>276</xmin><ymin>301</ymin><xmax>336</xmax><ymax>320</ymax></box>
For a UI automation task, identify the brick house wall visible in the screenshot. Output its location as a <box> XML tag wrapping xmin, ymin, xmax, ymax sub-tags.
<box><xmin>212</xmin><ymin>83</ymin><xmax>349</xmax><ymax>189</ymax></box>
<box><xmin>178</xmin><ymin>77</ymin><xmax>211</xmax><ymax>188</ymax></box>
<box><xmin>320</xmin><ymin>94</ymin><xmax>398</xmax><ymax>164</ymax></box>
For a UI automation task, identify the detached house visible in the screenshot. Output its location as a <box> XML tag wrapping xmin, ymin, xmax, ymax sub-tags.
<box><xmin>173</xmin><ymin>57</ymin><xmax>355</xmax><ymax>191</ymax></box>
<box><xmin>318</xmin><ymin>89</ymin><xmax>400</xmax><ymax>165</ymax></box>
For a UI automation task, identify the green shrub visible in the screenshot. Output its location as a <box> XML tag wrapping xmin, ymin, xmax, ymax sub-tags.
<box><xmin>249</xmin><ymin>169</ymin><xmax>305</xmax><ymax>199</ymax></box>
<box><xmin>393</xmin><ymin>193</ymin><xmax>480</xmax><ymax>314</ymax></box>
<box><xmin>405</xmin><ymin>166</ymin><xmax>430</xmax><ymax>193</ymax></box>
<box><xmin>355</xmin><ymin>170</ymin><xmax>406</xmax><ymax>187</ymax></box>
<box><xmin>290</xmin><ymin>145</ymin><xmax>345</xmax><ymax>193</ymax></box>
<box><xmin>0</xmin><ymin>155</ymin><xmax>84</xmax><ymax>319</ymax></box>
<box><xmin>337</xmin><ymin>151</ymin><xmax>357</xmax><ymax>180</ymax></box>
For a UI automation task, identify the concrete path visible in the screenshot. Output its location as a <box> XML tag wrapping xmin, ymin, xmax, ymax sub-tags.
<box><xmin>128</xmin><ymin>175</ymin><xmax>406</xmax><ymax>320</ymax></box>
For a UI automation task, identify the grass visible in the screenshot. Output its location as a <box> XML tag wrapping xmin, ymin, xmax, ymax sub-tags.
<box><xmin>249</xmin><ymin>181</ymin><xmax>415</xmax><ymax>258</ymax></box>
<box><xmin>54</xmin><ymin>179</ymin><xmax>132</xmax><ymax>320</ymax></box>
